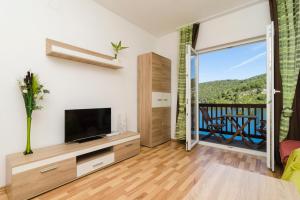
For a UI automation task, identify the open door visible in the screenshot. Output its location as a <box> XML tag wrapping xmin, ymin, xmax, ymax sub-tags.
<box><xmin>186</xmin><ymin>45</ymin><xmax>199</xmax><ymax>151</ymax></box>
<box><xmin>266</xmin><ymin>22</ymin><xmax>276</xmax><ymax>171</ymax></box>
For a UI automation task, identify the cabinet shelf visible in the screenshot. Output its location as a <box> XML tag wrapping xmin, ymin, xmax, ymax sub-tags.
<box><xmin>76</xmin><ymin>147</ymin><xmax>113</xmax><ymax>165</ymax></box>
<box><xmin>46</xmin><ymin>38</ymin><xmax>123</xmax><ymax>69</ymax></box>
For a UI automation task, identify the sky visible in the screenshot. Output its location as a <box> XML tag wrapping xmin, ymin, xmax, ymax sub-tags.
<box><xmin>198</xmin><ymin>41</ymin><xmax>267</xmax><ymax>83</ymax></box>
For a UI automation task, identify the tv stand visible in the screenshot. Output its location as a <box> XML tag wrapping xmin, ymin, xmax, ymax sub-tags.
<box><xmin>77</xmin><ymin>135</ymin><xmax>104</xmax><ymax>143</ymax></box>
<box><xmin>6</xmin><ymin>131</ymin><xmax>140</xmax><ymax>200</ymax></box>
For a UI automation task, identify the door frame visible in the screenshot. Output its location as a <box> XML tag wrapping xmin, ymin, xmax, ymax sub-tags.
<box><xmin>195</xmin><ymin>35</ymin><xmax>275</xmax><ymax>168</ymax></box>
<box><xmin>266</xmin><ymin>22</ymin><xmax>275</xmax><ymax>171</ymax></box>
<box><xmin>186</xmin><ymin>45</ymin><xmax>199</xmax><ymax>151</ymax></box>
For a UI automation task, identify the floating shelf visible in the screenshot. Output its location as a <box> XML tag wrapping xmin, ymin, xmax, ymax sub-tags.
<box><xmin>46</xmin><ymin>38</ymin><xmax>123</xmax><ymax>69</ymax></box>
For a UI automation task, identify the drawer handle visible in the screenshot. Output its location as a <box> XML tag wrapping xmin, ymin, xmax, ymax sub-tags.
<box><xmin>157</xmin><ymin>99</ymin><xmax>162</xmax><ymax>101</ymax></box>
<box><xmin>164</xmin><ymin>99</ymin><xmax>168</xmax><ymax>101</ymax></box>
<box><xmin>125</xmin><ymin>143</ymin><xmax>133</xmax><ymax>147</ymax></box>
<box><xmin>93</xmin><ymin>162</ymin><xmax>104</xmax><ymax>168</ymax></box>
<box><xmin>40</xmin><ymin>165</ymin><xmax>58</xmax><ymax>173</ymax></box>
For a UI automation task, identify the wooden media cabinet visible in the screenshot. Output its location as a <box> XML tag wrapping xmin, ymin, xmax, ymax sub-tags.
<box><xmin>6</xmin><ymin>131</ymin><xmax>140</xmax><ymax>200</ymax></box>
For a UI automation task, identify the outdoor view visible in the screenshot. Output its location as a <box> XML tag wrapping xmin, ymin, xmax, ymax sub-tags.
<box><xmin>199</xmin><ymin>41</ymin><xmax>267</xmax><ymax>104</ymax></box>
<box><xmin>198</xmin><ymin>41</ymin><xmax>267</xmax><ymax>150</ymax></box>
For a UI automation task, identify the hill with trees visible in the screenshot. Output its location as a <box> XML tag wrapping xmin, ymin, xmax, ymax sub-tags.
<box><xmin>199</xmin><ymin>74</ymin><xmax>266</xmax><ymax>104</ymax></box>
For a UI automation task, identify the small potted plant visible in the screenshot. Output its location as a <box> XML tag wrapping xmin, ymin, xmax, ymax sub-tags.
<box><xmin>18</xmin><ymin>71</ymin><xmax>49</xmax><ymax>155</ymax></box>
<box><xmin>111</xmin><ymin>41</ymin><xmax>128</xmax><ymax>61</ymax></box>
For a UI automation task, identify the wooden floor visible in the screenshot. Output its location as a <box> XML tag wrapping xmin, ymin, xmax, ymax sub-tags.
<box><xmin>185</xmin><ymin>164</ymin><xmax>298</xmax><ymax>200</ymax></box>
<box><xmin>0</xmin><ymin>142</ymin><xmax>280</xmax><ymax>200</ymax></box>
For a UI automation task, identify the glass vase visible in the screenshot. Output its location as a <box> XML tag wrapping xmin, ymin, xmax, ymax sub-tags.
<box><xmin>24</xmin><ymin>117</ymin><xmax>33</xmax><ymax>155</ymax></box>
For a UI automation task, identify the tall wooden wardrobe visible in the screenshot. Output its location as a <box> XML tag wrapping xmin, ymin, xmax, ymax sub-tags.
<box><xmin>138</xmin><ymin>52</ymin><xmax>171</xmax><ymax>147</ymax></box>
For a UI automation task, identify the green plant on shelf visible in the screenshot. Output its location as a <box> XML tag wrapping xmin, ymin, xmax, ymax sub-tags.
<box><xmin>111</xmin><ymin>41</ymin><xmax>128</xmax><ymax>59</ymax></box>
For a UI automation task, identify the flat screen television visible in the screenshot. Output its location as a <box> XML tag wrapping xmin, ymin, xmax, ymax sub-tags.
<box><xmin>65</xmin><ymin>108</ymin><xmax>111</xmax><ymax>143</ymax></box>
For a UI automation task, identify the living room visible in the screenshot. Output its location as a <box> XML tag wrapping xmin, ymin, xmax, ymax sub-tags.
<box><xmin>0</xmin><ymin>0</ymin><xmax>300</xmax><ymax>200</ymax></box>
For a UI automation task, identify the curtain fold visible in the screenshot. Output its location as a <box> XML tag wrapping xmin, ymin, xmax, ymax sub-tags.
<box><xmin>192</xmin><ymin>23</ymin><xmax>200</xmax><ymax>49</ymax></box>
<box><xmin>277</xmin><ymin>0</ymin><xmax>300</xmax><ymax>141</ymax></box>
<box><xmin>287</xmin><ymin>73</ymin><xmax>300</xmax><ymax>140</ymax></box>
<box><xmin>176</xmin><ymin>25</ymin><xmax>193</xmax><ymax>140</ymax></box>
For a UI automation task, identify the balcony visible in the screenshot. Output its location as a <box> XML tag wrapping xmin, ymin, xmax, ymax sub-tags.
<box><xmin>199</xmin><ymin>103</ymin><xmax>266</xmax><ymax>151</ymax></box>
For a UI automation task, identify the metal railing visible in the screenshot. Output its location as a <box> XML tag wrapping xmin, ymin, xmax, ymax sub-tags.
<box><xmin>199</xmin><ymin>103</ymin><xmax>266</xmax><ymax>139</ymax></box>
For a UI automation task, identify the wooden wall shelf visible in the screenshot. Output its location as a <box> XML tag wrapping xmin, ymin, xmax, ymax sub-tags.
<box><xmin>46</xmin><ymin>39</ymin><xmax>123</xmax><ymax>69</ymax></box>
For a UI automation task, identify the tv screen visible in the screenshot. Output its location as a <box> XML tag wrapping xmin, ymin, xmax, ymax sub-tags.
<box><xmin>65</xmin><ymin>108</ymin><xmax>111</xmax><ymax>143</ymax></box>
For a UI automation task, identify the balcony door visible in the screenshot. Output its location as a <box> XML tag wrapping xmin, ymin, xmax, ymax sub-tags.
<box><xmin>266</xmin><ymin>22</ymin><xmax>276</xmax><ymax>171</ymax></box>
<box><xmin>186</xmin><ymin>45</ymin><xmax>199</xmax><ymax>151</ymax></box>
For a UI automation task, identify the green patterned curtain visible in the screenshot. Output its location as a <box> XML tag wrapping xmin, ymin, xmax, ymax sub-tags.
<box><xmin>277</xmin><ymin>0</ymin><xmax>300</xmax><ymax>141</ymax></box>
<box><xmin>176</xmin><ymin>25</ymin><xmax>193</xmax><ymax>140</ymax></box>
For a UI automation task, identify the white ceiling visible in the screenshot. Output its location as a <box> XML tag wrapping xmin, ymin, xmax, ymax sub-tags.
<box><xmin>94</xmin><ymin>0</ymin><xmax>266</xmax><ymax>37</ymax></box>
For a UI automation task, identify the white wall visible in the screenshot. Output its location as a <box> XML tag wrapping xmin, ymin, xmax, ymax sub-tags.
<box><xmin>155</xmin><ymin>1</ymin><xmax>270</xmax><ymax>139</ymax></box>
<box><xmin>0</xmin><ymin>0</ymin><xmax>156</xmax><ymax>187</ymax></box>
<box><xmin>196</xmin><ymin>1</ymin><xmax>271</xmax><ymax>50</ymax></box>
<box><xmin>0</xmin><ymin>0</ymin><xmax>271</xmax><ymax>188</ymax></box>
<box><xmin>155</xmin><ymin>32</ymin><xmax>179</xmax><ymax>139</ymax></box>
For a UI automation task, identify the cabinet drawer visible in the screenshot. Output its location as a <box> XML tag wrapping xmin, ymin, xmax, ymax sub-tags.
<box><xmin>77</xmin><ymin>153</ymin><xmax>114</xmax><ymax>177</ymax></box>
<box><xmin>114</xmin><ymin>139</ymin><xmax>140</xmax><ymax>162</ymax></box>
<box><xmin>10</xmin><ymin>158</ymin><xmax>76</xmax><ymax>200</ymax></box>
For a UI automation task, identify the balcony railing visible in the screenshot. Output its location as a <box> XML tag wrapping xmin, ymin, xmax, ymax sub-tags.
<box><xmin>199</xmin><ymin>103</ymin><xmax>266</xmax><ymax>140</ymax></box>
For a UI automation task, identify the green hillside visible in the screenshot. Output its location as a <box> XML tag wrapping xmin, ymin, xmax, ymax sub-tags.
<box><xmin>199</xmin><ymin>74</ymin><xmax>266</xmax><ymax>104</ymax></box>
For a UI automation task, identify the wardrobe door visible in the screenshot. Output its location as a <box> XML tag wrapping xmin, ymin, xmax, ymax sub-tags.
<box><xmin>137</xmin><ymin>53</ymin><xmax>152</xmax><ymax>147</ymax></box>
<box><xmin>152</xmin><ymin>108</ymin><xmax>163</xmax><ymax>147</ymax></box>
<box><xmin>151</xmin><ymin>53</ymin><xmax>171</xmax><ymax>147</ymax></box>
<box><xmin>151</xmin><ymin>108</ymin><xmax>170</xmax><ymax>147</ymax></box>
<box><xmin>162</xmin><ymin>107</ymin><xmax>171</xmax><ymax>141</ymax></box>
<box><xmin>152</xmin><ymin>53</ymin><xmax>171</xmax><ymax>92</ymax></box>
